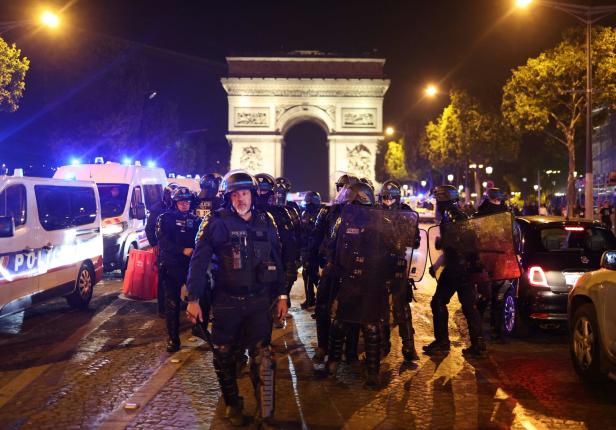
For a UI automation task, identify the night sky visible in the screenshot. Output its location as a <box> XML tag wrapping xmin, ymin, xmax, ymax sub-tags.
<box><xmin>1</xmin><ymin>0</ymin><xmax>615</xmax><ymax>181</ymax></box>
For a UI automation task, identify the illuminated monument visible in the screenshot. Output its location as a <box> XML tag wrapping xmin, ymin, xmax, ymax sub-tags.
<box><xmin>222</xmin><ymin>52</ymin><xmax>390</xmax><ymax>198</ymax></box>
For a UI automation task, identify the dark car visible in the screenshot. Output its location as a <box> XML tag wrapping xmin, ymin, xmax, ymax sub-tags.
<box><xmin>510</xmin><ymin>216</ymin><xmax>616</xmax><ymax>336</ymax></box>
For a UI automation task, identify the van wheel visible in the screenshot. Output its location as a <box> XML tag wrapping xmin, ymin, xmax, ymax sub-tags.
<box><xmin>66</xmin><ymin>264</ymin><xmax>94</xmax><ymax>309</ymax></box>
<box><xmin>571</xmin><ymin>303</ymin><xmax>603</xmax><ymax>382</ymax></box>
<box><xmin>121</xmin><ymin>242</ymin><xmax>137</xmax><ymax>277</ymax></box>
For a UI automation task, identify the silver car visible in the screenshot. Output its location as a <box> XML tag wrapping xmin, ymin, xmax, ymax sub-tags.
<box><xmin>568</xmin><ymin>250</ymin><xmax>616</xmax><ymax>382</ymax></box>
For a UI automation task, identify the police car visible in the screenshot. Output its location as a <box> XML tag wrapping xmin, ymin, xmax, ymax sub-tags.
<box><xmin>54</xmin><ymin>160</ymin><xmax>167</xmax><ymax>272</ymax></box>
<box><xmin>0</xmin><ymin>174</ymin><xmax>103</xmax><ymax>317</ymax></box>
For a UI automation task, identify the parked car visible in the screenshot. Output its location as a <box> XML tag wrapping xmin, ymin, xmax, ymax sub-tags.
<box><xmin>568</xmin><ymin>250</ymin><xmax>616</xmax><ymax>382</ymax></box>
<box><xmin>511</xmin><ymin>216</ymin><xmax>616</xmax><ymax>336</ymax></box>
<box><xmin>0</xmin><ymin>174</ymin><xmax>103</xmax><ymax>317</ymax></box>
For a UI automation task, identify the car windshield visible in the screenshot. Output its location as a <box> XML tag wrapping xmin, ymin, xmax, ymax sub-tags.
<box><xmin>97</xmin><ymin>183</ymin><xmax>129</xmax><ymax>218</ymax></box>
<box><xmin>539</xmin><ymin>226</ymin><xmax>616</xmax><ymax>253</ymax></box>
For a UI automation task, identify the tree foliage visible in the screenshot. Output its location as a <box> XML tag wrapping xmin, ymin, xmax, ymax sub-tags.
<box><xmin>0</xmin><ymin>37</ymin><xmax>30</xmax><ymax>113</ymax></box>
<box><xmin>502</xmin><ymin>26</ymin><xmax>616</xmax><ymax>215</ymax></box>
<box><xmin>423</xmin><ymin>89</ymin><xmax>518</xmax><ymax>173</ymax></box>
<box><xmin>384</xmin><ymin>137</ymin><xmax>409</xmax><ymax>180</ymax></box>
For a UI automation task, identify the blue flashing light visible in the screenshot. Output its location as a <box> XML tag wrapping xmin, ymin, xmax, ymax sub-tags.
<box><xmin>70</xmin><ymin>158</ymin><xmax>80</xmax><ymax>166</ymax></box>
<box><xmin>147</xmin><ymin>160</ymin><xmax>156</xmax><ymax>168</ymax></box>
<box><xmin>122</xmin><ymin>157</ymin><xmax>132</xmax><ymax>165</ymax></box>
<box><xmin>417</xmin><ymin>193</ymin><xmax>424</xmax><ymax>199</ymax></box>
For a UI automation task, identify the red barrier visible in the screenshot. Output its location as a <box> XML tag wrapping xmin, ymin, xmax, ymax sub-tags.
<box><xmin>122</xmin><ymin>248</ymin><xmax>158</xmax><ymax>300</ymax></box>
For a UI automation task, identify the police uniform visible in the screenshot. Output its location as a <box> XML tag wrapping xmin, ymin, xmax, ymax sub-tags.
<box><xmin>299</xmin><ymin>192</ymin><xmax>322</xmax><ymax>308</ymax></box>
<box><xmin>185</xmin><ymin>172</ymin><xmax>285</xmax><ymax>426</ymax></box>
<box><xmin>425</xmin><ymin>186</ymin><xmax>485</xmax><ymax>356</ymax></box>
<box><xmin>156</xmin><ymin>190</ymin><xmax>201</xmax><ymax>352</ymax></box>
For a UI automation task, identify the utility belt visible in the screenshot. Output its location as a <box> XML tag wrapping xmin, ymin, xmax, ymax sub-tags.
<box><xmin>216</xmin><ymin>285</ymin><xmax>267</xmax><ymax>300</ymax></box>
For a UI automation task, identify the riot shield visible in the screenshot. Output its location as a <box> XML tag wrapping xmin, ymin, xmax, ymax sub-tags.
<box><xmin>427</xmin><ymin>225</ymin><xmax>445</xmax><ymax>280</ymax></box>
<box><xmin>408</xmin><ymin>228</ymin><xmax>428</xmax><ymax>283</ymax></box>
<box><xmin>333</xmin><ymin>204</ymin><xmax>418</xmax><ymax>324</ymax></box>
<box><xmin>439</xmin><ymin>211</ymin><xmax>521</xmax><ymax>282</ymax></box>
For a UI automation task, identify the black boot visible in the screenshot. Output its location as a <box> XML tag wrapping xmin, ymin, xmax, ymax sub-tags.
<box><xmin>166</xmin><ymin>337</ymin><xmax>180</xmax><ymax>352</ymax></box>
<box><xmin>363</xmin><ymin>324</ymin><xmax>381</xmax><ymax>389</ymax></box>
<box><xmin>214</xmin><ymin>345</ymin><xmax>245</xmax><ymax>426</ymax></box>
<box><xmin>462</xmin><ymin>337</ymin><xmax>487</xmax><ymax>358</ymax></box>
<box><xmin>326</xmin><ymin>319</ymin><xmax>346</xmax><ymax>376</ymax></box>
<box><xmin>399</xmin><ymin>320</ymin><xmax>419</xmax><ymax>361</ymax></box>
<box><xmin>422</xmin><ymin>340</ymin><xmax>451</xmax><ymax>355</ymax></box>
<box><xmin>165</xmin><ymin>288</ymin><xmax>181</xmax><ymax>352</ymax></box>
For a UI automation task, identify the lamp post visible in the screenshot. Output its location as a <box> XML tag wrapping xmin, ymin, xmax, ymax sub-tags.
<box><xmin>0</xmin><ymin>10</ymin><xmax>61</xmax><ymax>34</ymax></box>
<box><xmin>515</xmin><ymin>0</ymin><xmax>616</xmax><ymax>218</ymax></box>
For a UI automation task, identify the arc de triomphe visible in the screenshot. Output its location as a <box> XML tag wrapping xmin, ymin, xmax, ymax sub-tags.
<box><xmin>222</xmin><ymin>54</ymin><xmax>390</xmax><ymax>199</ymax></box>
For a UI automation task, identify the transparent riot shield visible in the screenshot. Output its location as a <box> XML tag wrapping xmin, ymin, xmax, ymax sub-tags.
<box><xmin>439</xmin><ymin>211</ymin><xmax>521</xmax><ymax>282</ymax></box>
<box><xmin>333</xmin><ymin>204</ymin><xmax>419</xmax><ymax>324</ymax></box>
<box><xmin>408</xmin><ymin>228</ymin><xmax>428</xmax><ymax>283</ymax></box>
<box><xmin>427</xmin><ymin>225</ymin><xmax>445</xmax><ymax>280</ymax></box>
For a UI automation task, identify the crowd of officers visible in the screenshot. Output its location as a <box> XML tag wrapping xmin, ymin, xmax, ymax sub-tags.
<box><xmin>143</xmin><ymin>170</ymin><xmax>507</xmax><ymax>428</ymax></box>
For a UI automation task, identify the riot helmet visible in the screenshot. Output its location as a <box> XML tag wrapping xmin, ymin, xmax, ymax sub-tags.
<box><xmin>163</xmin><ymin>182</ymin><xmax>179</xmax><ymax>209</ymax></box>
<box><xmin>379</xmin><ymin>180</ymin><xmax>402</xmax><ymax>205</ymax></box>
<box><xmin>350</xmin><ymin>182</ymin><xmax>375</xmax><ymax>206</ymax></box>
<box><xmin>273</xmin><ymin>176</ymin><xmax>291</xmax><ymax>206</ymax></box>
<box><xmin>359</xmin><ymin>177</ymin><xmax>374</xmax><ymax>190</ymax></box>
<box><xmin>255</xmin><ymin>173</ymin><xmax>276</xmax><ymax>196</ymax></box>
<box><xmin>171</xmin><ymin>187</ymin><xmax>194</xmax><ymax>212</ymax></box>
<box><xmin>486</xmin><ymin>188</ymin><xmax>505</xmax><ymax>202</ymax></box>
<box><xmin>335</xmin><ymin>174</ymin><xmax>359</xmax><ymax>192</ymax></box>
<box><xmin>221</xmin><ymin>170</ymin><xmax>257</xmax><ymax>201</ymax></box>
<box><xmin>432</xmin><ymin>185</ymin><xmax>459</xmax><ymax>202</ymax></box>
<box><xmin>304</xmin><ymin>191</ymin><xmax>322</xmax><ymax>207</ymax></box>
<box><xmin>199</xmin><ymin>173</ymin><xmax>222</xmax><ymax>199</ymax></box>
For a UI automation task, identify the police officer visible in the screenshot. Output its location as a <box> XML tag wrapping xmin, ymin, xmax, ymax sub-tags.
<box><xmin>156</xmin><ymin>187</ymin><xmax>201</xmax><ymax>352</ymax></box>
<box><xmin>274</xmin><ymin>176</ymin><xmax>301</xmax><ymax>221</ymax></box>
<box><xmin>424</xmin><ymin>185</ymin><xmax>486</xmax><ymax>357</ymax></box>
<box><xmin>308</xmin><ymin>173</ymin><xmax>360</xmax><ymax>362</ymax></box>
<box><xmin>477</xmin><ymin>188</ymin><xmax>507</xmax><ymax>216</ymax></box>
<box><xmin>300</xmin><ymin>191</ymin><xmax>322</xmax><ymax>309</ymax></box>
<box><xmin>475</xmin><ymin>188</ymin><xmax>509</xmax><ymax>341</ymax></box>
<box><xmin>326</xmin><ymin>182</ymin><xmax>384</xmax><ymax>387</ymax></box>
<box><xmin>185</xmin><ymin>171</ymin><xmax>287</xmax><ymax>428</ymax></box>
<box><xmin>255</xmin><ymin>173</ymin><xmax>300</xmax><ymax>313</ymax></box>
<box><xmin>378</xmin><ymin>180</ymin><xmax>419</xmax><ymax>362</ymax></box>
<box><xmin>196</xmin><ymin>173</ymin><xmax>224</xmax><ymax>219</ymax></box>
<box><xmin>145</xmin><ymin>183</ymin><xmax>178</xmax><ymax>317</ymax></box>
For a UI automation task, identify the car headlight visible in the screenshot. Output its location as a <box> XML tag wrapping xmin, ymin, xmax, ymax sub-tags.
<box><xmin>102</xmin><ymin>221</ymin><xmax>126</xmax><ymax>236</ymax></box>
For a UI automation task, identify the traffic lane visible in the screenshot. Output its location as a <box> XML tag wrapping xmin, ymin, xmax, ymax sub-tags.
<box><xmin>0</xmin><ymin>276</ymin><xmax>188</xmax><ymax>429</ymax></box>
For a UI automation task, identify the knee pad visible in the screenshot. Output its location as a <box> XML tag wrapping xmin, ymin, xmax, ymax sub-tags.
<box><xmin>328</xmin><ymin>320</ymin><xmax>346</xmax><ymax>361</ymax></box>
<box><xmin>213</xmin><ymin>345</ymin><xmax>240</xmax><ymax>405</ymax></box>
<box><xmin>363</xmin><ymin>324</ymin><xmax>381</xmax><ymax>374</ymax></box>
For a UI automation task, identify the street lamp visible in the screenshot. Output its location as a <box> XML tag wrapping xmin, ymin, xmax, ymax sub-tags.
<box><xmin>420</xmin><ymin>180</ymin><xmax>427</xmax><ymax>188</ymax></box>
<box><xmin>40</xmin><ymin>11</ymin><xmax>60</xmax><ymax>29</ymax></box>
<box><xmin>485</xmin><ymin>166</ymin><xmax>493</xmax><ymax>175</ymax></box>
<box><xmin>447</xmin><ymin>174</ymin><xmax>454</xmax><ymax>183</ymax></box>
<box><xmin>425</xmin><ymin>84</ymin><xmax>438</xmax><ymax>97</ymax></box>
<box><xmin>1</xmin><ymin>10</ymin><xmax>61</xmax><ymax>34</ymax></box>
<box><xmin>515</xmin><ymin>0</ymin><xmax>616</xmax><ymax>217</ymax></box>
<box><xmin>385</xmin><ymin>126</ymin><xmax>395</xmax><ymax>137</ymax></box>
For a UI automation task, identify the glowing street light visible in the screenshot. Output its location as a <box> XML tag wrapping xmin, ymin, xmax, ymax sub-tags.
<box><xmin>385</xmin><ymin>126</ymin><xmax>395</xmax><ymax>137</ymax></box>
<box><xmin>420</xmin><ymin>180</ymin><xmax>427</xmax><ymax>187</ymax></box>
<box><xmin>515</xmin><ymin>0</ymin><xmax>533</xmax><ymax>8</ymax></box>
<box><xmin>447</xmin><ymin>174</ymin><xmax>454</xmax><ymax>182</ymax></box>
<box><xmin>425</xmin><ymin>84</ymin><xmax>438</xmax><ymax>97</ymax></box>
<box><xmin>40</xmin><ymin>10</ymin><xmax>60</xmax><ymax>29</ymax></box>
<box><xmin>485</xmin><ymin>166</ymin><xmax>493</xmax><ymax>175</ymax></box>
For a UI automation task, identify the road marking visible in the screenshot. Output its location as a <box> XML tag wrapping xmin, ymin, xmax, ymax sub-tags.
<box><xmin>0</xmin><ymin>298</ymin><xmax>127</xmax><ymax>410</ymax></box>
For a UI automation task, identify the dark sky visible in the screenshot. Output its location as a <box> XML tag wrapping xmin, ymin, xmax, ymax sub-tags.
<box><xmin>1</xmin><ymin>0</ymin><xmax>615</xmax><ymax>175</ymax></box>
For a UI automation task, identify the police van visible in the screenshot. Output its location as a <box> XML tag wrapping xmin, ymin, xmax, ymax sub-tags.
<box><xmin>54</xmin><ymin>161</ymin><xmax>167</xmax><ymax>272</ymax></box>
<box><xmin>0</xmin><ymin>174</ymin><xmax>104</xmax><ymax>317</ymax></box>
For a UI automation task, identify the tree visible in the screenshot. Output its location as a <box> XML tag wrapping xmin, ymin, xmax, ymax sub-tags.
<box><xmin>0</xmin><ymin>37</ymin><xmax>30</xmax><ymax>112</ymax></box>
<box><xmin>384</xmin><ymin>137</ymin><xmax>409</xmax><ymax>180</ymax></box>
<box><xmin>423</xmin><ymin>89</ymin><xmax>518</xmax><ymax>203</ymax></box>
<box><xmin>502</xmin><ymin>27</ymin><xmax>616</xmax><ymax>217</ymax></box>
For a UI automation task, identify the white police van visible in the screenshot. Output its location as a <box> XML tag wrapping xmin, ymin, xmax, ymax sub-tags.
<box><xmin>54</xmin><ymin>161</ymin><xmax>167</xmax><ymax>272</ymax></box>
<box><xmin>0</xmin><ymin>174</ymin><xmax>104</xmax><ymax>317</ymax></box>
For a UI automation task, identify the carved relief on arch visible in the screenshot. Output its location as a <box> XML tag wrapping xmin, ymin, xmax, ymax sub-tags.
<box><xmin>275</xmin><ymin>104</ymin><xmax>334</xmax><ymax>134</ymax></box>
<box><xmin>346</xmin><ymin>144</ymin><xmax>372</xmax><ymax>179</ymax></box>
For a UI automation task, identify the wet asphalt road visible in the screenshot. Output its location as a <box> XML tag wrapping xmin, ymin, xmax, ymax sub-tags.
<box><xmin>0</xmin><ymin>269</ymin><xmax>615</xmax><ymax>429</ymax></box>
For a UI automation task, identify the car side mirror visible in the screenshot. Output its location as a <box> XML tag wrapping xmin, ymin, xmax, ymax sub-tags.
<box><xmin>0</xmin><ymin>215</ymin><xmax>15</xmax><ymax>238</ymax></box>
<box><xmin>600</xmin><ymin>250</ymin><xmax>616</xmax><ymax>270</ymax></box>
<box><xmin>131</xmin><ymin>203</ymin><xmax>147</xmax><ymax>221</ymax></box>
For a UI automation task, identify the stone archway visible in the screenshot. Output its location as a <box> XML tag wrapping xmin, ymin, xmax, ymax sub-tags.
<box><xmin>222</xmin><ymin>54</ymin><xmax>390</xmax><ymax>198</ymax></box>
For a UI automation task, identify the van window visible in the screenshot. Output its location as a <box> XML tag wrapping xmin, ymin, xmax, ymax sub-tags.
<box><xmin>34</xmin><ymin>185</ymin><xmax>97</xmax><ymax>231</ymax></box>
<box><xmin>0</xmin><ymin>184</ymin><xmax>27</xmax><ymax>227</ymax></box>
<box><xmin>143</xmin><ymin>184</ymin><xmax>163</xmax><ymax>209</ymax></box>
<box><xmin>131</xmin><ymin>186</ymin><xmax>143</xmax><ymax>208</ymax></box>
<box><xmin>97</xmin><ymin>184</ymin><xmax>129</xmax><ymax>218</ymax></box>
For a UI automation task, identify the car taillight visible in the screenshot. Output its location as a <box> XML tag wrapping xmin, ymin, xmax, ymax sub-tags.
<box><xmin>528</xmin><ymin>266</ymin><xmax>549</xmax><ymax>288</ymax></box>
<box><xmin>564</xmin><ymin>226</ymin><xmax>584</xmax><ymax>231</ymax></box>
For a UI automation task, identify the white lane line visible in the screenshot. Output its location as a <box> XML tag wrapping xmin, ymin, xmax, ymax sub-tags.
<box><xmin>0</xmin><ymin>298</ymin><xmax>128</xmax><ymax>410</ymax></box>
